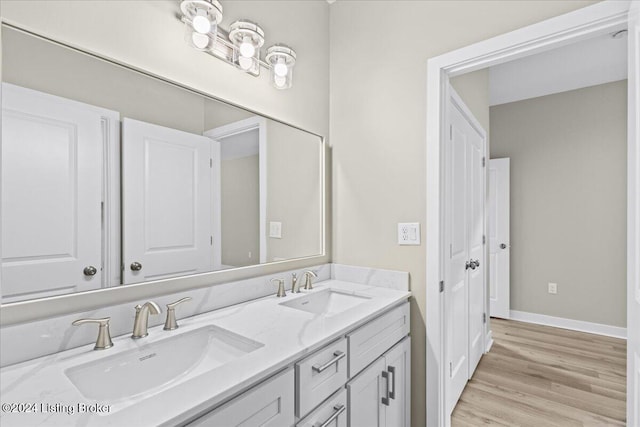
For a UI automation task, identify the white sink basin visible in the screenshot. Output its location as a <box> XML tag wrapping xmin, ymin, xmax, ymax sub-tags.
<box><xmin>280</xmin><ymin>288</ymin><xmax>371</xmax><ymax>317</ymax></box>
<box><xmin>65</xmin><ymin>325</ymin><xmax>263</xmax><ymax>409</ymax></box>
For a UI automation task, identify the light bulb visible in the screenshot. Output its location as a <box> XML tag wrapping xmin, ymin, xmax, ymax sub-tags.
<box><xmin>239</xmin><ymin>36</ymin><xmax>256</xmax><ymax>58</ymax></box>
<box><xmin>191</xmin><ymin>32</ymin><xmax>209</xmax><ymax>49</ymax></box>
<box><xmin>274</xmin><ymin>58</ymin><xmax>288</xmax><ymax>77</ymax></box>
<box><xmin>274</xmin><ymin>75</ymin><xmax>287</xmax><ymax>88</ymax></box>
<box><xmin>192</xmin><ymin>9</ymin><xmax>211</xmax><ymax>34</ymax></box>
<box><xmin>238</xmin><ymin>56</ymin><xmax>254</xmax><ymax>71</ymax></box>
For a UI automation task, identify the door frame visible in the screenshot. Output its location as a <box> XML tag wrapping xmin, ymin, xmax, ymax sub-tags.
<box><xmin>425</xmin><ymin>2</ymin><xmax>637</xmax><ymax>426</ymax></box>
<box><xmin>204</xmin><ymin>116</ymin><xmax>268</xmax><ymax>265</ymax></box>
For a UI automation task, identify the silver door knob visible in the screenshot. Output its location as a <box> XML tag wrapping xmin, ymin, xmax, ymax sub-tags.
<box><xmin>472</xmin><ymin>259</ymin><xmax>480</xmax><ymax>269</ymax></box>
<box><xmin>130</xmin><ymin>262</ymin><xmax>143</xmax><ymax>271</ymax></box>
<box><xmin>83</xmin><ymin>266</ymin><xmax>97</xmax><ymax>276</ymax></box>
<box><xmin>500</xmin><ymin>243</ymin><xmax>507</xmax><ymax>249</ymax></box>
<box><xmin>465</xmin><ymin>261</ymin><xmax>471</xmax><ymax>270</ymax></box>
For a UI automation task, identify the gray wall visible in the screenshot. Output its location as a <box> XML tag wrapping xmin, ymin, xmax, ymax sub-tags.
<box><xmin>329</xmin><ymin>1</ymin><xmax>598</xmax><ymax>425</ymax></box>
<box><xmin>221</xmin><ymin>155</ymin><xmax>260</xmax><ymax>267</ymax></box>
<box><xmin>490</xmin><ymin>81</ymin><xmax>627</xmax><ymax>327</ymax></box>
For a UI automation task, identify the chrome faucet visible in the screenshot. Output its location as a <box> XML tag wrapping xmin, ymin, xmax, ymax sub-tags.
<box><xmin>163</xmin><ymin>297</ymin><xmax>192</xmax><ymax>331</ymax></box>
<box><xmin>132</xmin><ymin>301</ymin><xmax>161</xmax><ymax>339</ymax></box>
<box><xmin>303</xmin><ymin>270</ymin><xmax>318</xmax><ymax>290</ymax></box>
<box><xmin>272</xmin><ymin>278</ymin><xmax>286</xmax><ymax>297</ymax></box>
<box><xmin>291</xmin><ymin>273</ymin><xmax>300</xmax><ymax>293</ymax></box>
<box><xmin>72</xmin><ymin>317</ymin><xmax>113</xmax><ymax>350</ymax></box>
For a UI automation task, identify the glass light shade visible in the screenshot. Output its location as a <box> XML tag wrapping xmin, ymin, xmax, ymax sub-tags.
<box><xmin>233</xmin><ymin>47</ymin><xmax>259</xmax><ymax>74</ymax></box>
<box><xmin>270</xmin><ymin>67</ymin><xmax>293</xmax><ymax>89</ymax></box>
<box><xmin>184</xmin><ymin>22</ymin><xmax>217</xmax><ymax>51</ymax></box>
<box><xmin>265</xmin><ymin>45</ymin><xmax>296</xmax><ymax>90</ymax></box>
<box><xmin>192</xmin><ymin>9</ymin><xmax>212</xmax><ymax>34</ymax></box>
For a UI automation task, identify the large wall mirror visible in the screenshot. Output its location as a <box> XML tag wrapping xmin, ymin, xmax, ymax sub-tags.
<box><xmin>0</xmin><ymin>24</ymin><xmax>324</xmax><ymax>307</ymax></box>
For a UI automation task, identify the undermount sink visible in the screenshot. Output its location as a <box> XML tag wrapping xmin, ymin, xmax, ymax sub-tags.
<box><xmin>65</xmin><ymin>325</ymin><xmax>263</xmax><ymax>409</ymax></box>
<box><xmin>280</xmin><ymin>288</ymin><xmax>371</xmax><ymax>317</ymax></box>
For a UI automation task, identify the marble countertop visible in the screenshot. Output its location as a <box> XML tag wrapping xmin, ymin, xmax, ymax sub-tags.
<box><xmin>0</xmin><ymin>280</ymin><xmax>410</xmax><ymax>426</ymax></box>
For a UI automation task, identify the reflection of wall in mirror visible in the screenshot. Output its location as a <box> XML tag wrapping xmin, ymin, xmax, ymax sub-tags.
<box><xmin>267</xmin><ymin>121</ymin><xmax>322</xmax><ymax>262</ymax></box>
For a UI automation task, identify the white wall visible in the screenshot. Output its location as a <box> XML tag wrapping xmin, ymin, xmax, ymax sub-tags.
<box><xmin>329</xmin><ymin>1</ymin><xmax>599</xmax><ymax>425</ymax></box>
<box><xmin>491</xmin><ymin>81</ymin><xmax>627</xmax><ymax>327</ymax></box>
<box><xmin>0</xmin><ymin>0</ymin><xmax>329</xmax><ymax>136</ymax></box>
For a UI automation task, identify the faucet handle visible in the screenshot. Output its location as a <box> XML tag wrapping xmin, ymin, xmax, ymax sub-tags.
<box><xmin>291</xmin><ymin>273</ymin><xmax>299</xmax><ymax>293</ymax></box>
<box><xmin>271</xmin><ymin>278</ymin><xmax>286</xmax><ymax>297</ymax></box>
<box><xmin>303</xmin><ymin>270</ymin><xmax>318</xmax><ymax>290</ymax></box>
<box><xmin>72</xmin><ymin>317</ymin><xmax>113</xmax><ymax>350</ymax></box>
<box><xmin>164</xmin><ymin>297</ymin><xmax>192</xmax><ymax>331</ymax></box>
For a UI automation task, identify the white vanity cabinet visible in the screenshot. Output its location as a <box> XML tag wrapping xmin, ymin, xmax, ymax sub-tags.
<box><xmin>348</xmin><ymin>337</ymin><xmax>411</xmax><ymax>427</ymax></box>
<box><xmin>186</xmin><ymin>368</ymin><xmax>295</xmax><ymax>427</ymax></box>
<box><xmin>185</xmin><ymin>301</ymin><xmax>410</xmax><ymax>427</ymax></box>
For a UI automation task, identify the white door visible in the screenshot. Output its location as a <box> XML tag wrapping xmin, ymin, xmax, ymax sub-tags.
<box><xmin>445</xmin><ymin>89</ymin><xmax>486</xmax><ymax>415</ymax></box>
<box><xmin>122</xmin><ymin>118</ymin><xmax>213</xmax><ymax>284</ymax></box>
<box><xmin>488</xmin><ymin>158</ymin><xmax>510</xmax><ymax>319</ymax></box>
<box><xmin>627</xmin><ymin>1</ymin><xmax>640</xmax><ymax>425</ymax></box>
<box><xmin>1</xmin><ymin>84</ymin><xmax>104</xmax><ymax>302</ymax></box>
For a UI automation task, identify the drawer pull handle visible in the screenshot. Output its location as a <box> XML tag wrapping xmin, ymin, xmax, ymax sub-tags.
<box><xmin>381</xmin><ymin>370</ymin><xmax>390</xmax><ymax>406</ymax></box>
<box><xmin>388</xmin><ymin>365</ymin><xmax>396</xmax><ymax>399</ymax></box>
<box><xmin>312</xmin><ymin>350</ymin><xmax>346</xmax><ymax>373</ymax></box>
<box><xmin>315</xmin><ymin>404</ymin><xmax>345</xmax><ymax>427</ymax></box>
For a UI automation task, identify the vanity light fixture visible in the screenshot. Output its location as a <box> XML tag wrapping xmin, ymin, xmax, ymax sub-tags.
<box><xmin>265</xmin><ymin>45</ymin><xmax>296</xmax><ymax>90</ymax></box>
<box><xmin>228</xmin><ymin>20</ymin><xmax>265</xmax><ymax>74</ymax></box>
<box><xmin>180</xmin><ymin>0</ymin><xmax>223</xmax><ymax>51</ymax></box>
<box><xmin>178</xmin><ymin>1</ymin><xmax>297</xmax><ymax>89</ymax></box>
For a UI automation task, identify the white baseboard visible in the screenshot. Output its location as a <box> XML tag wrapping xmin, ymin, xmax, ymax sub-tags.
<box><xmin>485</xmin><ymin>330</ymin><xmax>494</xmax><ymax>352</ymax></box>
<box><xmin>509</xmin><ymin>310</ymin><xmax>627</xmax><ymax>339</ymax></box>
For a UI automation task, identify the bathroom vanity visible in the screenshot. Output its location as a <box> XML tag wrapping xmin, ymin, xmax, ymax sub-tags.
<box><xmin>0</xmin><ymin>277</ymin><xmax>410</xmax><ymax>426</ymax></box>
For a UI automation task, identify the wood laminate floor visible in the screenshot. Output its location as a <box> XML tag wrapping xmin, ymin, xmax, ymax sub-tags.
<box><xmin>451</xmin><ymin>318</ymin><xmax>627</xmax><ymax>426</ymax></box>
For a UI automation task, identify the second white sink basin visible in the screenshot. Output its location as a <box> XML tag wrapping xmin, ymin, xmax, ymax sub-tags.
<box><xmin>65</xmin><ymin>325</ymin><xmax>263</xmax><ymax>409</ymax></box>
<box><xmin>280</xmin><ymin>288</ymin><xmax>371</xmax><ymax>317</ymax></box>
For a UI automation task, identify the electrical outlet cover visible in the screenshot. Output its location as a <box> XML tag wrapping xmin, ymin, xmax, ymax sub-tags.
<box><xmin>269</xmin><ymin>221</ymin><xmax>282</xmax><ymax>239</ymax></box>
<box><xmin>398</xmin><ymin>223</ymin><xmax>420</xmax><ymax>245</ymax></box>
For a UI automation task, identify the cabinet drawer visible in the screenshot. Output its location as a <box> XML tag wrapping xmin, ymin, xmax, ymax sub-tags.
<box><xmin>296</xmin><ymin>389</ymin><xmax>347</xmax><ymax>427</ymax></box>
<box><xmin>187</xmin><ymin>368</ymin><xmax>294</xmax><ymax>427</ymax></box>
<box><xmin>296</xmin><ymin>337</ymin><xmax>348</xmax><ymax>418</ymax></box>
<box><xmin>347</xmin><ymin>302</ymin><xmax>410</xmax><ymax>377</ymax></box>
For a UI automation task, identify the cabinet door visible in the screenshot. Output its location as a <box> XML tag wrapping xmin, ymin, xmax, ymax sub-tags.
<box><xmin>187</xmin><ymin>368</ymin><xmax>294</xmax><ymax>427</ymax></box>
<box><xmin>347</xmin><ymin>357</ymin><xmax>386</xmax><ymax>427</ymax></box>
<box><xmin>384</xmin><ymin>337</ymin><xmax>411</xmax><ymax>427</ymax></box>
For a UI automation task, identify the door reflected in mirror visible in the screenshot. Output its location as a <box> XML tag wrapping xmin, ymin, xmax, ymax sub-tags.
<box><xmin>0</xmin><ymin>25</ymin><xmax>323</xmax><ymax>303</ymax></box>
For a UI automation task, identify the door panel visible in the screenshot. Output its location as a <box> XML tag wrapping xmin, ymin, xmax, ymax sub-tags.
<box><xmin>348</xmin><ymin>357</ymin><xmax>385</xmax><ymax>427</ymax></box>
<box><xmin>122</xmin><ymin>118</ymin><xmax>213</xmax><ymax>284</ymax></box>
<box><xmin>445</xmin><ymin>102</ymin><xmax>470</xmax><ymax>414</ymax></box>
<box><xmin>489</xmin><ymin>158</ymin><xmax>510</xmax><ymax>319</ymax></box>
<box><xmin>384</xmin><ymin>337</ymin><xmax>411</xmax><ymax>427</ymax></box>
<box><xmin>467</xmin><ymin>122</ymin><xmax>485</xmax><ymax>376</ymax></box>
<box><xmin>445</xmin><ymin>89</ymin><xmax>487</xmax><ymax>415</ymax></box>
<box><xmin>1</xmin><ymin>84</ymin><xmax>103</xmax><ymax>301</ymax></box>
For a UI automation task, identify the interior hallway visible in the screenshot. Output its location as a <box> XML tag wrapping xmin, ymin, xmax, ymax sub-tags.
<box><xmin>452</xmin><ymin>318</ymin><xmax>627</xmax><ymax>426</ymax></box>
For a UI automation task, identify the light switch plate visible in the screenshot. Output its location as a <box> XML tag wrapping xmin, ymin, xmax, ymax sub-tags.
<box><xmin>269</xmin><ymin>221</ymin><xmax>282</xmax><ymax>239</ymax></box>
<box><xmin>398</xmin><ymin>223</ymin><xmax>420</xmax><ymax>245</ymax></box>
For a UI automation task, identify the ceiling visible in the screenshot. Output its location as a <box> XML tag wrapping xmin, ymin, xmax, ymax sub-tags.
<box><xmin>489</xmin><ymin>26</ymin><xmax>628</xmax><ymax>106</ymax></box>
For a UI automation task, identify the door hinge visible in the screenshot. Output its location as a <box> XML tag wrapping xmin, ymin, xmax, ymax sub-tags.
<box><xmin>210</xmin><ymin>236</ymin><xmax>213</xmax><ymax>245</ymax></box>
<box><xmin>483</xmin><ymin>235</ymin><xmax>486</xmax><ymax>244</ymax></box>
<box><xmin>449</xmin><ymin>362</ymin><xmax>453</xmax><ymax>377</ymax></box>
<box><xmin>439</xmin><ymin>281</ymin><xmax>444</xmax><ymax>293</ymax></box>
<box><xmin>482</xmin><ymin>157</ymin><xmax>486</xmax><ymax>167</ymax></box>
<box><xmin>483</xmin><ymin>313</ymin><xmax>487</xmax><ymax>324</ymax></box>
<box><xmin>210</xmin><ymin>158</ymin><xmax>213</xmax><ymax>168</ymax></box>
<box><xmin>449</xmin><ymin>124</ymin><xmax>452</xmax><ymax>140</ymax></box>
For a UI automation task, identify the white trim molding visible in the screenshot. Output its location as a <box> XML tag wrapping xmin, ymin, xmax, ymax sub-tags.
<box><xmin>509</xmin><ymin>310</ymin><xmax>627</xmax><ymax>340</ymax></box>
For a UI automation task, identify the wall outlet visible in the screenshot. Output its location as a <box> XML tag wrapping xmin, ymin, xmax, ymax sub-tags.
<box><xmin>398</xmin><ymin>223</ymin><xmax>420</xmax><ymax>245</ymax></box>
<box><xmin>548</xmin><ymin>282</ymin><xmax>558</xmax><ymax>294</ymax></box>
<box><xmin>269</xmin><ymin>221</ymin><xmax>282</xmax><ymax>239</ymax></box>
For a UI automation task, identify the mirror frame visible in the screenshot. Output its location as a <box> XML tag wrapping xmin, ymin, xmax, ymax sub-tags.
<box><xmin>0</xmin><ymin>23</ymin><xmax>329</xmax><ymax>326</ymax></box>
